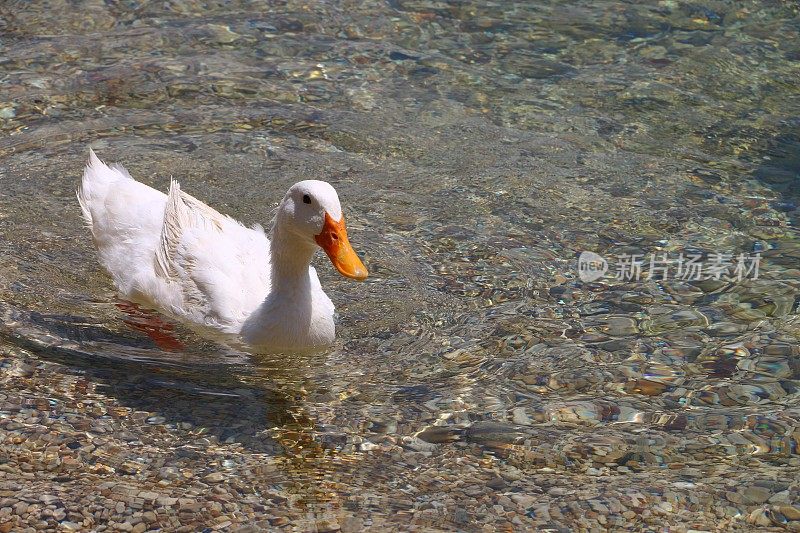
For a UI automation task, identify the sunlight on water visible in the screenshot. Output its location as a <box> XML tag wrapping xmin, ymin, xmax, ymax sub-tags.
<box><xmin>0</xmin><ymin>0</ymin><xmax>799</xmax><ymax>530</ymax></box>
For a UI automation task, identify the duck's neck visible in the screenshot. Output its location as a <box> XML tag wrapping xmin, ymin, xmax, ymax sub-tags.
<box><xmin>269</xmin><ymin>218</ymin><xmax>316</xmax><ymax>289</ymax></box>
<box><xmin>240</xmin><ymin>214</ymin><xmax>335</xmax><ymax>349</ymax></box>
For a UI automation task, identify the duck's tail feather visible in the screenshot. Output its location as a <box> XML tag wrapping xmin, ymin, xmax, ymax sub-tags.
<box><xmin>77</xmin><ymin>148</ymin><xmax>135</xmax><ymax>229</ymax></box>
<box><xmin>110</xmin><ymin>162</ymin><xmax>133</xmax><ymax>180</ymax></box>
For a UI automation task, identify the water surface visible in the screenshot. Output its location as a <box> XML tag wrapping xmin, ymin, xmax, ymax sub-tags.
<box><xmin>1</xmin><ymin>1</ymin><xmax>799</xmax><ymax>531</ymax></box>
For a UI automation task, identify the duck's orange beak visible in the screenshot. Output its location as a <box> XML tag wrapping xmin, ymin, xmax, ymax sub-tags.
<box><xmin>314</xmin><ymin>212</ymin><xmax>368</xmax><ymax>281</ymax></box>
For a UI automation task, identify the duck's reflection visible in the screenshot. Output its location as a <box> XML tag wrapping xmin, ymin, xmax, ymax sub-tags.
<box><xmin>0</xmin><ymin>303</ymin><xmax>366</xmax><ymax>523</ymax></box>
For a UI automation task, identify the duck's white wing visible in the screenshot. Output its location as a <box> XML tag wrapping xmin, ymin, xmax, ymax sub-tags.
<box><xmin>153</xmin><ymin>181</ymin><xmax>272</xmax><ymax>331</ymax></box>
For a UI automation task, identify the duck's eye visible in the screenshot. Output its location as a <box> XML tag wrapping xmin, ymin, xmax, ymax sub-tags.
<box><xmin>302</xmin><ymin>194</ymin><xmax>311</xmax><ymax>204</ymax></box>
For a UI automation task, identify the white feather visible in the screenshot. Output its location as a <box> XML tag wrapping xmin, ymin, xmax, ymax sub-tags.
<box><xmin>77</xmin><ymin>149</ymin><xmax>350</xmax><ymax>350</ymax></box>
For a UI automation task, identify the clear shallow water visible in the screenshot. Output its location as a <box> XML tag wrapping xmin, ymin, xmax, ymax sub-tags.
<box><xmin>0</xmin><ymin>1</ymin><xmax>799</xmax><ymax>531</ymax></box>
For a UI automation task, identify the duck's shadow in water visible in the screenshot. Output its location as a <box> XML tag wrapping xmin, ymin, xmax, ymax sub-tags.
<box><xmin>0</xmin><ymin>303</ymin><xmax>317</xmax><ymax>455</ymax></box>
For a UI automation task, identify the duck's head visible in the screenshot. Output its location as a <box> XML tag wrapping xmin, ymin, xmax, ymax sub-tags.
<box><xmin>278</xmin><ymin>180</ymin><xmax>368</xmax><ymax>281</ymax></box>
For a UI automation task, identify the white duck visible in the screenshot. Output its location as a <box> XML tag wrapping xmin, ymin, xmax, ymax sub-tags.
<box><xmin>77</xmin><ymin>149</ymin><xmax>368</xmax><ymax>351</ymax></box>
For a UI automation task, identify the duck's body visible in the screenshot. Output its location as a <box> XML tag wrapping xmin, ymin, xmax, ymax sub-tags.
<box><xmin>77</xmin><ymin>150</ymin><xmax>366</xmax><ymax>350</ymax></box>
